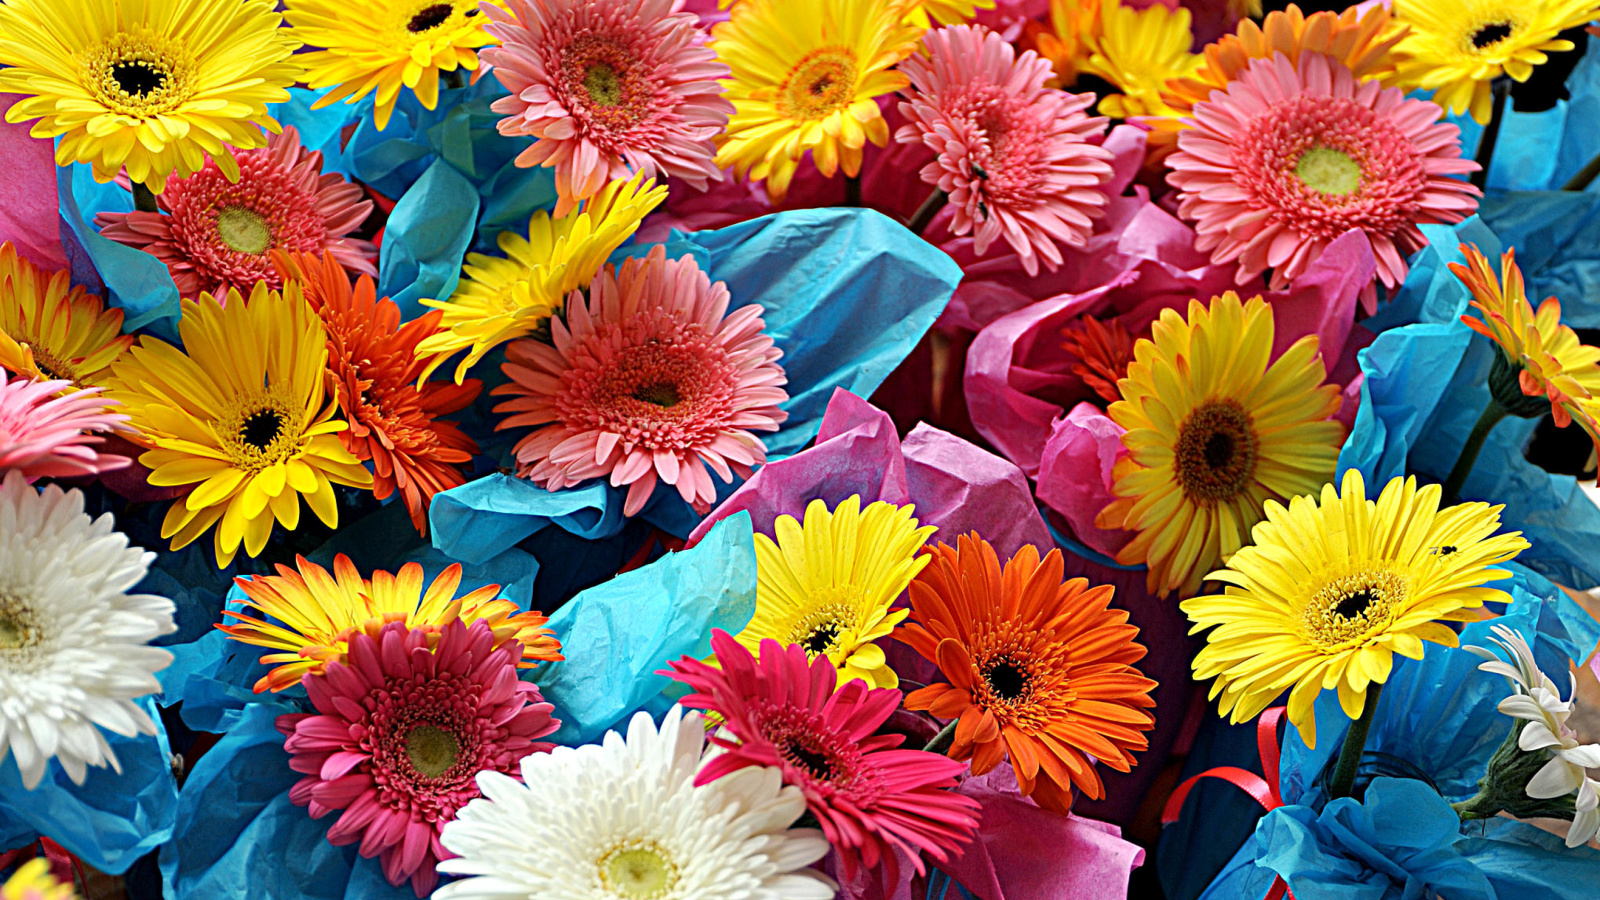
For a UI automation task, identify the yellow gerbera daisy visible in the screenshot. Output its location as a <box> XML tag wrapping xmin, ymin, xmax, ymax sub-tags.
<box><xmin>0</xmin><ymin>243</ymin><xmax>132</xmax><ymax>389</ymax></box>
<box><xmin>711</xmin><ymin>0</ymin><xmax>921</xmax><ymax>202</ymax></box>
<box><xmin>415</xmin><ymin>171</ymin><xmax>666</xmax><ymax>384</ymax></box>
<box><xmin>1080</xmin><ymin>0</ymin><xmax>1201</xmax><ymax>119</ymax></box>
<box><xmin>2</xmin><ymin>859</ymin><xmax>75</xmax><ymax>900</ymax></box>
<box><xmin>1147</xmin><ymin>4</ymin><xmax>1405</xmax><ymax>154</ymax></box>
<box><xmin>1452</xmin><ymin>243</ymin><xmax>1600</xmax><ymax>441</ymax></box>
<box><xmin>716</xmin><ymin>0</ymin><xmax>993</xmax><ymax>28</ymax></box>
<box><xmin>1390</xmin><ymin>0</ymin><xmax>1600</xmax><ymax>123</ymax></box>
<box><xmin>1031</xmin><ymin>0</ymin><xmax>1103</xmax><ymax>87</ymax></box>
<box><xmin>1183</xmin><ymin>469</ymin><xmax>1529</xmax><ymax>746</ymax></box>
<box><xmin>218</xmin><ymin>554</ymin><xmax>563</xmax><ymax>692</ymax></box>
<box><xmin>1096</xmin><ymin>292</ymin><xmax>1347</xmax><ymax>599</ymax></box>
<box><xmin>736</xmin><ymin>495</ymin><xmax>935</xmax><ymax>689</ymax></box>
<box><xmin>108</xmin><ymin>282</ymin><xmax>373</xmax><ymax>568</ymax></box>
<box><xmin>286</xmin><ymin>0</ymin><xmax>501</xmax><ymax>131</ymax></box>
<box><xmin>0</xmin><ymin>0</ymin><xmax>300</xmax><ymax>193</ymax></box>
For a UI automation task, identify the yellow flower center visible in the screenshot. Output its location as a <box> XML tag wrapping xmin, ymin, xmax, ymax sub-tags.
<box><xmin>0</xmin><ymin>592</ymin><xmax>47</xmax><ymax>673</ymax></box>
<box><xmin>1301</xmin><ymin>569</ymin><xmax>1405</xmax><ymax>651</ymax></box>
<box><xmin>88</xmin><ymin>30</ymin><xmax>193</xmax><ymax>117</ymax></box>
<box><xmin>788</xmin><ymin>602</ymin><xmax>854</xmax><ymax>657</ymax></box>
<box><xmin>216</xmin><ymin>207</ymin><xmax>272</xmax><ymax>255</ymax></box>
<box><xmin>1295</xmin><ymin>146</ymin><xmax>1362</xmax><ymax>197</ymax></box>
<box><xmin>778</xmin><ymin>48</ymin><xmax>859</xmax><ymax>121</ymax></box>
<box><xmin>219</xmin><ymin>391</ymin><xmax>303</xmax><ymax>472</ymax></box>
<box><xmin>407</xmin><ymin>2</ymin><xmax>456</xmax><ymax>33</ymax></box>
<box><xmin>405</xmin><ymin>724</ymin><xmax>461</xmax><ymax>778</ymax></box>
<box><xmin>598</xmin><ymin>842</ymin><xmax>678</xmax><ymax>899</ymax></box>
<box><xmin>1174</xmin><ymin>399</ymin><xmax>1260</xmax><ymax>504</ymax></box>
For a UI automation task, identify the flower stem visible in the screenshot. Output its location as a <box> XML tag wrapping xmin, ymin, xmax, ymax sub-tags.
<box><xmin>1470</xmin><ymin>79</ymin><xmax>1510</xmax><ymax>190</ymax></box>
<box><xmin>1563</xmin><ymin>149</ymin><xmax>1600</xmax><ymax>191</ymax></box>
<box><xmin>1328</xmin><ymin>682</ymin><xmax>1383</xmax><ymax>800</ymax></box>
<box><xmin>1442</xmin><ymin>398</ymin><xmax>1508</xmax><ymax>503</ymax></box>
<box><xmin>923</xmin><ymin>718</ymin><xmax>959</xmax><ymax>756</ymax></box>
<box><xmin>442</xmin><ymin>67</ymin><xmax>468</xmax><ymax>91</ymax></box>
<box><xmin>906</xmin><ymin>188</ymin><xmax>948</xmax><ymax>237</ymax></box>
<box><xmin>131</xmin><ymin>181</ymin><xmax>158</xmax><ymax>213</ymax></box>
<box><xmin>843</xmin><ymin>173</ymin><xmax>862</xmax><ymax>207</ymax></box>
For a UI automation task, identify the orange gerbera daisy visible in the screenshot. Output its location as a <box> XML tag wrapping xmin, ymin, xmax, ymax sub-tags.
<box><xmin>899</xmin><ymin>533</ymin><xmax>1157</xmax><ymax>813</ymax></box>
<box><xmin>1146</xmin><ymin>4</ymin><xmax>1404</xmax><ymax>155</ymax></box>
<box><xmin>275</xmin><ymin>252</ymin><xmax>481</xmax><ymax>536</ymax></box>
<box><xmin>219</xmin><ymin>553</ymin><xmax>562</xmax><ymax>692</ymax></box>
<box><xmin>0</xmin><ymin>242</ymin><xmax>133</xmax><ymax>389</ymax></box>
<box><xmin>1060</xmin><ymin>314</ymin><xmax>1137</xmax><ymax>406</ymax></box>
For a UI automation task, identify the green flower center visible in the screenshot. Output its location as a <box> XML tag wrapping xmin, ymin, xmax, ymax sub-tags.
<box><xmin>405</xmin><ymin>724</ymin><xmax>461</xmax><ymax>778</ymax></box>
<box><xmin>1295</xmin><ymin>146</ymin><xmax>1362</xmax><ymax>196</ymax></box>
<box><xmin>583</xmin><ymin>63</ymin><xmax>624</xmax><ymax>107</ymax></box>
<box><xmin>631</xmin><ymin>381</ymin><xmax>681</xmax><ymax>408</ymax></box>
<box><xmin>599</xmin><ymin>843</ymin><xmax>678</xmax><ymax>899</ymax></box>
<box><xmin>216</xmin><ymin>207</ymin><xmax>271</xmax><ymax>255</ymax></box>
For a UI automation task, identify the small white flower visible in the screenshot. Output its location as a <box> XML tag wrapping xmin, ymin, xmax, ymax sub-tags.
<box><xmin>1469</xmin><ymin>623</ymin><xmax>1600</xmax><ymax>847</ymax></box>
<box><xmin>436</xmin><ymin>706</ymin><xmax>835</xmax><ymax>900</ymax></box>
<box><xmin>0</xmin><ymin>470</ymin><xmax>176</xmax><ymax>788</ymax></box>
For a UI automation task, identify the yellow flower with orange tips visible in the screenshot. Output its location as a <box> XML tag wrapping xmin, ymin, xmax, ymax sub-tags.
<box><xmin>415</xmin><ymin>172</ymin><xmax>666</xmax><ymax>384</ymax></box>
<box><xmin>1146</xmin><ymin>4</ymin><xmax>1406</xmax><ymax>154</ymax></box>
<box><xmin>108</xmin><ymin>282</ymin><xmax>373</xmax><ymax>568</ymax></box>
<box><xmin>711</xmin><ymin>0</ymin><xmax>922</xmax><ymax>202</ymax></box>
<box><xmin>219</xmin><ymin>554</ymin><xmax>562</xmax><ymax>692</ymax></box>
<box><xmin>1096</xmin><ymin>292</ymin><xmax>1346</xmax><ymax>599</ymax></box>
<box><xmin>1028</xmin><ymin>0</ymin><xmax>1102</xmax><ymax>87</ymax></box>
<box><xmin>1080</xmin><ymin>0</ymin><xmax>1201</xmax><ymax>119</ymax></box>
<box><xmin>716</xmin><ymin>0</ymin><xmax>993</xmax><ymax>28</ymax></box>
<box><xmin>0</xmin><ymin>243</ymin><xmax>132</xmax><ymax>390</ymax></box>
<box><xmin>286</xmin><ymin>0</ymin><xmax>503</xmax><ymax>131</ymax></box>
<box><xmin>1451</xmin><ymin>243</ymin><xmax>1600</xmax><ymax>443</ymax></box>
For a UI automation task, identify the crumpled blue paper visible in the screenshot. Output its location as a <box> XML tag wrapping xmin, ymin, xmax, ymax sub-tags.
<box><xmin>427</xmin><ymin>208</ymin><xmax>960</xmax><ymax>591</ymax></box>
<box><xmin>1338</xmin><ymin>212</ymin><xmax>1600</xmax><ymax>589</ymax></box>
<box><xmin>532</xmin><ymin>512</ymin><xmax>757</xmax><ymax>744</ymax></box>
<box><xmin>1456</xmin><ymin>48</ymin><xmax>1600</xmax><ymax>192</ymax></box>
<box><xmin>0</xmin><ymin>698</ymin><xmax>177</xmax><ymax>873</ymax></box>
<box><xmin>158</xmin><ymin>702</ymin><xmax>412</xmax><ymax>900</ymax></box>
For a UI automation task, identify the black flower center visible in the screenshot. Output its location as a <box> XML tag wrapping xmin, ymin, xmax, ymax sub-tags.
<box><xmin>810</xmin><ymin>75</ymin><xmax>834</xmax><ymax>96</ymax></box>
<box><xmin>631</xmin><ymin>381</ymin><xmax>680</xmax><ymax>408</ymax></box>
<box><xmin>1335</xmin><ymin>589</ymin><xmax>1377</xmax><ymax>620</ymax></box>
<box><xmin>1473</xmin><ymin>22</ymin><xmax>1514</xmax><ymax>48</ymax></box>
<box><xmin>408</xmin><ymin>3</ymin><xmax>454</xmax><ymax>32</ymax></box>
<box><xmin>781</xmin><ymin>741</ymin><xmax>836</xmax><ymax>781</ymax></box>
<box><xmin>1175</xmin><ymin>399</ymin><xmax>1261</xmax><ymax>504</ymax></box>
<box><xmin>112</xmin><ymin>61</ymin><xmax>165</xmax><ymax>97</ymax></box>
<box><xmin>1203</xmin><ymin>431</ymin><xmax>1234</xmax><ymax>470</ymax></box>
<box><xmin>984</xmin><ymin>660</ymin><xmax>1029</xmax><ymax>701</ymax></box>
<box><xmin>240</xmin><ymin>409</ymin><xmax>284</xmax><ymax>450</ymax></box>
<box><xmin>801</xmin><ymin>621</ymin><xmax>841</xmax><ymax>656</ymax></box>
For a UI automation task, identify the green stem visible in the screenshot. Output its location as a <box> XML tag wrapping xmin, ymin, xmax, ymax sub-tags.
<box><xmin>843</xmin><ymin>173</ymin><xmax>862</xmax><ymax>207</ymax></box>
<box><xmin>131</xmin><ymin>181</ymin><xmax>159</xmax><ymax>213</ymax></box>
<box><xmin>923</xmin><ymin>718</ymin><xmax>959</xmax><ymax>756</ymax></box>
<box><xmin>1328</xmin><ymin>682</ymin><xmax>1383</xmax><ymax>800</ymax></box>
<box><xmin>1442</xmin><ymin>399</ymin><xmax>1508</xmax><ymax>503</ymax></box>
<box><xmin>1470</xmin><ymin>79</ymin><xmax>1509</xmax><ymax>191</ymax></box>
<box><xmin>906</xmin><ymin>188</ymin><xmax>948</xmax><ymax>237</ymax></box>
<box><xmin>1563</xmin><ymin>148</ymin><xmax>1600</xmax><ymax>191</ymax></box>
<box><xmin>441</xmin><ymin>67</ymin><xmax>469</xmax><ymax>91</ymax></box>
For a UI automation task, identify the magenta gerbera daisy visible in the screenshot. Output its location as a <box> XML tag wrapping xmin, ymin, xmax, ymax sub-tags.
<box><xmin>96</xmin><ymin>126</ymin><xmax>376</xmax><ymax>300</ymax></box>
<box><xmin>1166</xmin><ymin>51</ymin><xmax>1480</xmax><ymax>290</ymax></box>
<box><xmin>896</xmin><ymin>24</ymin><xmax>1116</xmax><ymax>277</ymax></box>
<box><xmin>277</xmin><ymin>619</ymin><xmax>559</xmax><ymax>897</ymax></box>
<box><xmin>0</xmin><ymin>373</ymin><xmax>128</xmax><ymax>480</ymax></box>
<box><xmin>493</xmin><ymin>244</ymin><xmax>787</xmax><ymax>517</ymax></box>
<box><xmin>481</xmin><ymin>0</ymin><xmax>734</xmax><ymax>216</ymax></box>
<box><xmin>665</xmin><ymin>629</ymin><xmax>981</xmax><ymax>885</ymax></box>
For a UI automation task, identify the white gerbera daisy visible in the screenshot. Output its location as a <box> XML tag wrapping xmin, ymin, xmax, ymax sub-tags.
<box><xmin>437</xmin><ymin>706</ymin><xmax>835</xmax><ymax>900</ymax></box>
<box><xmin>0</xmin><ymin>470</ymin><xmax>176</xmax><ymax>788</ymax></box>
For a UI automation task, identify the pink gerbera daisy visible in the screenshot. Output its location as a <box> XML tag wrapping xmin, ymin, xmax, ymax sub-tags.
<box><xmin>665</xmin><ymin>629</ymin><xmax>981</xmax><ymax>885</ymax></box>
<box><xmin>493</xmin><ymin>244</ymin><xmax>787</xmax><ymax>517</ymax></box>
<box><xmin>95</xmin><ymin>127</ymin><xmax>376</xmax><ymax>299</ymax></box>
<box><xmin>0</xmin><ymin>373</ymin><xmax>128</xmax><ymax>479</ymax></box>
<box><xmin>481</xmin><ymin>0</ymin><xmax>734</xmax><ymax>216</ymax></box>
<box><xmin>1166</xmin><ymin>52</ymin><xmax>1480</xmax><ymax>290</ymax></box>
<box><xmin>896</xmin><ymin>24</ymin><xmax>1116</xmax><ymax>277</ymax></box>
<box><xmin>277</xmin><ymin>619</ymin><xmax>559</xmax><ymax>897</ymax></box>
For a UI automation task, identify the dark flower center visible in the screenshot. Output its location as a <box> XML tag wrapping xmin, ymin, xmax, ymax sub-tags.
<box><xmin>984</xmin><ymin>659</ymin><xmax>1029</xmax><ymax>701</ymax></box>
<box><xmin>631</xmin><ymin>381</ymin><xmax>681</xmax><ymax>408</ymax></box>
<box><xmin>801</xmin><ymin>620</ymin><xmax>841</xmax><ymax>656</ymax></box>
<box><xmin>408</xmin><ymin>3</ymin><xmax>454</xmax><ymax>32</ymax></box>
<box><xmin>1473</xmin><ymin>22</ymin><xmax>1514</xmax><ymax>48</ymax></box>
<box><xmin>1175</xmin><ymin>399</ymin><xmax>1260</xmax><ymax>504</ymax></box>
<box><xmin>1334</xmin><ymin>589</ymin><xmax>1377</xmax><ymax>620</ymax></box>
<box><xmin>583</xmin><ymin>63</ymin><xmax>623</xmax><ymax>107</ymax></box>
<box><xmin>112</xmin><ymin>60</ymin><xmax>165</xmax><ymax>97</ymax></box>
<box><xmin>405</xmin><ymin>724</ymin><xmax>461</xmax><ymax>778</ymax></box>
<box><xmin>240</xmin><ymin>409</ymin><xmax>285</xmax><ymax>450</ymax></box>
<box><xmin>781</xmin><ymin>740</ymin><xmax>836</xmax><ymax>781</ymax></box>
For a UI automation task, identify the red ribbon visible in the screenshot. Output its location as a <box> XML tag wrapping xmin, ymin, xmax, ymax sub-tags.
<box><xmin>1161</xmin><ymin>707</ymin><xmax>1293</xmax><ymax>900</ymax></box>
<box><xmin>0</xmin><ymin>838</ymin><xmax>85</xmax><ymax>892</ymax></box>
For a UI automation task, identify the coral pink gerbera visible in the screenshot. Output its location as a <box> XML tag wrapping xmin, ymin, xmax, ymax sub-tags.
<box><xmin>896</xmin><ymin>24</ymin><xmax>1116</xmax><ymax>277</ymax></box>
<box><xmin>278</xmin><ymin>618</ymin><xmax>559</xmax><ymax>897</ymax></box>
<box><xmin>665</xmin><ymin>629</ymin><xmax>981</xmax><ymax>885</ymax></box>
<box><xmin>1166</xmin><ymin>52</ymin><xmax>1480</xmax><ymax>290</ymax></box>
<box><xmin>0</xmin><ymin>373</ymin><xmax>128</xmax><ymax>479</ymax></box>
<box><xmin>493</xmin><ymin>244</ymin><xmax>787</xmax><ymax>517</ymax></box>
<box><xmin>481</xmin><ymin>0</ymin><xmax>733</xmax><ymax>216</ymax></box>
<box><xmin>95</xmin><ymin>126</ymin><xmax>376</xmax><ymax>300</ymax></box>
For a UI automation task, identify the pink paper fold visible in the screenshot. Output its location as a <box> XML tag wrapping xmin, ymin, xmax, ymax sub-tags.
<box><xmin>0</xmin><ymin>93</ymin><xmax>66</xmax><ymax>270</ymax></box>
<box><xmin>1037</xmin><ymin>403</ymin><xmax>1131</xmax><ymax>559</ymax></box>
